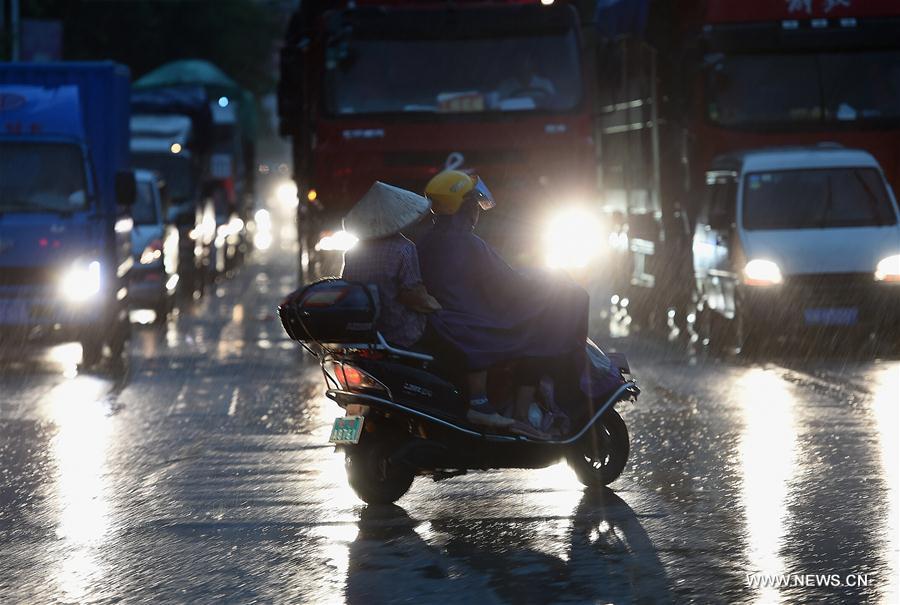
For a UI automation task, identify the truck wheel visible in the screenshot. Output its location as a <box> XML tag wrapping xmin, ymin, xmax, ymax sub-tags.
<box><xmin>567</xmin><ymin>409</ymin><xmax>630</xmax><ymax>488</ymax></box>
<box><xmin>109</xmin><ymin>314</ymin><xmax>130</xmax><ymax>360</ymax></box>
<box><xmin>345</xmin><ymin>438</ymin><xmax>415</xmax><ymax>505</ymax></box>
<box><xmin>80</xmin><ymin>336</ymin><xmax>103</xmax><ymax>367</ymax></box>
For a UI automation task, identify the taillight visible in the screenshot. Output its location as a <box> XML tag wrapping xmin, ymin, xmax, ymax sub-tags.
<box><xmin>140</xmin><ymin>239</ymin><xmax>164</xmax><ymax>265</ymax></box>
<box><xmin>326</xmin><ymin>361</ymin><xmax>387</xmax><ymax>395</ymax></box>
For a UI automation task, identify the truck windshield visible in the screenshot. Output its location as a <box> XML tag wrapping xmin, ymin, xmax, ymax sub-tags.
<box><xmin>132</xmin><ymin>152</ymin><xmax>193</xmax><ymax>201</ymax></box>
<box><xmin>132</xmin><ymin>181</ymin><xmax>159</xmax><ymax>225</ymax></box>
<box><xmin>742</xmin><ymin>168</ymin><xmax>898</xmax><ymax>230</ymax></box>
<box><xmin>326</xmin><ymin>32</ymin><xmax>582</xmax><ymax>115</ymax></box>
<box><xmin>0</xmin><ymin>142</ymin><xmax>88</xmax><ymax>213</ymax></box>
<box><xmin>707</xmin><ymin>51</ymin><xmax>900</xmax><ymax>127</ymax></box>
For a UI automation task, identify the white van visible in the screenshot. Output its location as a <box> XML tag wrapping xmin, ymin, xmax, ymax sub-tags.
<box><xmin>692</xmin><ymin>146</ymin><xmax>900</xmax><ymax>350</ymax></box>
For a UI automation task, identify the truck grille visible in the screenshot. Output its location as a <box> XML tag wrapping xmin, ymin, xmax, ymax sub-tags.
<box><xmin>383</xmin><ymin>150</ymin><xmax>525</xmax><ymax>167</ymax></box>
<box><xmin>0</xmin><ymin>266</ymin><xmax>59</xmax><ymax>287</ymax></box>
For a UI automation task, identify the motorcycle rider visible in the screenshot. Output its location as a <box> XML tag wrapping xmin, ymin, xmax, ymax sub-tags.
<box><xmin>418</xmin><ymin>170</ymin><xmax>590</xmax><ymax>431</ymax></box>
<box><xmin>341</xmin><ymin>181</ymin><xmax>516</xmax><ymax>430</ymax></box>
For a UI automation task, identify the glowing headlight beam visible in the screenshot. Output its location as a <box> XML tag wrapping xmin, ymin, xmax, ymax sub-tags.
<box><xmin>743</xmin><ymin>259</ymin><xmax>783</xmax><ymax>286</ymax></box>
<box><xmin>543</xmin><ymin>207</ymin><xmax>603</xmax><ymax>270</ymax></box>
<box><xmin>875</xmin><ymin>254</ymin><xmax>900</xmax><ymax>282</ymax></box>
<box><xmin>276</xmin><ymin>181</ymin><xmax>298</xmax><ymax>209</ymax></box>
<box><xmin>316</xmin><ymin>230</ymin><xmax>358</xmax><ymax>252</ymax></box>
<box><xmin>61</xmin><ymin>261</ymin><xmax>102</xmax><ymax>302</ymax></box>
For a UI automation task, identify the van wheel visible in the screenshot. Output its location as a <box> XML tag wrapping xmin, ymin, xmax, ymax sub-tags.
<box><xmin>697</xmin><ymin>302</ymin><xmax>732</xmax><ymax>356</ymax></box>
<box><xmin>345</xmin><ymin>437</ymin><xmax>415</xmax><ymax>505</ymax></box>
<box><xmin>567</xmin><ymin>409</ymin><xmax>630</xmax><ymax>488</ymax></box>
<box><xmin>734</xmin><ymin>298</ymin><xmax>766</xmax><ymax>357</ymax></box>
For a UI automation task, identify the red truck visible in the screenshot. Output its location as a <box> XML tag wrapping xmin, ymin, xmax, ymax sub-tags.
<box><xmin>278</xmin><ymin>0</ymin><xmax>602</xmax><ymax>281</ymax></box>
<box><xmin>595</xmin><ymin>0</ymin><xmax>900</xmax><ymax>330</ymax></box>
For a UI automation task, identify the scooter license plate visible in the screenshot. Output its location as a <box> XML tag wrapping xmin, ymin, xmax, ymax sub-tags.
<box><xmin>329</xmin><ymin>415</ymin><xmax>364</xmax><ymax>444</ymax></box>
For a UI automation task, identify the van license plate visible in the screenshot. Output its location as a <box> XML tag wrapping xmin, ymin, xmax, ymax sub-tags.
<box><xmin>804</xmin><ymin>307</ymin><xmax>858</xmax><ymax>326</ymax></box>
<box><xmin>329</xmin><ymin>416</ymin><xmax>364</xmax><ymax>444</ymax></box>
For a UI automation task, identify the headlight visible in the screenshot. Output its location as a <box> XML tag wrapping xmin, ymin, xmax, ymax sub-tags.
<box><xmin>276</xmin><ymin>181</ymin><xmax>298</xmax><ymax>209</ymax></box>
<box><xmin>60</xmin><ymin>260</ymin><xmax>102</xmax><ymax>302</ymax></box>
<box><xmin>543</xmin><ymin>207</ymin><xmax>603</xmax><ymax>269</ymax></box>
<box><xmin>875</xmin><ymin>254</ymin><xmax>900</xmax><ymax>282</ymax></box>
<box><xmin>316</xmin><ymin>230</ymin><xmax>358</xmax><ymax>252</ymax></box>
<box><xmin>743</xmin><ymin>259</ymin><xmax>783</xmax><ymax>286</ymax></box>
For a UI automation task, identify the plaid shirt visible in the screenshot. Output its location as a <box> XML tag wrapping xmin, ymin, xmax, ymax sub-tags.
<box><xmin>341</xmin><ymin>234</ymin><xmax>426</xmax><ymax>347</ymax></box>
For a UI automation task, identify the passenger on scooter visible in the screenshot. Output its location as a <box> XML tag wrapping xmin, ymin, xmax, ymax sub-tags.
<box><xmin>342</xmin><ymin>181</ymin><xmax>518</xmax><ymax>431</ymax></box>
<box><xmin>341</xmin><ymin>181</ymin><xmax>441</xmax><ymax>347</ymax></box>
<box><xmin>419</xmin><ymin>170</ymin><xmax>591</xmax><ymax>432</ymax></box>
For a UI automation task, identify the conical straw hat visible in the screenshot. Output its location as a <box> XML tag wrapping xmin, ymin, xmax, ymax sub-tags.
<box><xmin>343</xmin><ymin>181</ymin><xmax>432</xmax><ymax>240</ymax></box>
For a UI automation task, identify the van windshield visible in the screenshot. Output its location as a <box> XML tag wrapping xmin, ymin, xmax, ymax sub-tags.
<box><xmin>0</xmin><ymin>142</ymin><xmax>89</xmax><ymax>213</ymax></box>
<box><xmin>742</xmin><ymin>168</ymin><xmax>898</xmax><ymax>230</ymax></box>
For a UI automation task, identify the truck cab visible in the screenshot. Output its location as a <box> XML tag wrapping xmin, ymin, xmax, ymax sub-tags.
<box><xmin>279</xmin><ymin>0</ymin><xmax>599</xmax><ymax>280</ymax></box>
<box><xmin>0</xmin><ymin>64</ymin><xmax>135</xmax><ymax>367</ymax></box>
<box><xmin>692</xmin><ymin>146</ymin><xmax>900</xmax><ymax>350</ymax></box>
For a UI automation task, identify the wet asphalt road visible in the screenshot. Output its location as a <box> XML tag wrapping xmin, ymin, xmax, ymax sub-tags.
<box><xmin>1</xmin><ymin>219</ymin><xmax>897</xmax><ymax>604</ymax></box>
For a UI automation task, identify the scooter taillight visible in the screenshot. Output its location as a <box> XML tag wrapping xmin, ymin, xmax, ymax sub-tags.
<box><xmin>329</xmin><ymin>361</ymin><xmax>387</xmax><ymax>395</ymax></box>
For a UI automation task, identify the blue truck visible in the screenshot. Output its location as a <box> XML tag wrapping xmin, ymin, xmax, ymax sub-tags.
<box><xmin>0</xmin><ymin>62</ymin><xmax>136</xmax><ymax>366</ymax></box>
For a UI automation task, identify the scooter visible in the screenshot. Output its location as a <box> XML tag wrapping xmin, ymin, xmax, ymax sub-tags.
<box><xmin>279</xmin><ymin>279</ymin><xmax>640</xmax><ymax>504</ymax></box>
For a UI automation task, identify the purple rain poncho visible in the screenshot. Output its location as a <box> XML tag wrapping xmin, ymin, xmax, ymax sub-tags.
<box><xmin>416</xmin><ymin>208</ymin><xmax>590</xmax><ymax>371</ymax></box>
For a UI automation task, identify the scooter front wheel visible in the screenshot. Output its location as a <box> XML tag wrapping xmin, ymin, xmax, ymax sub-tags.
<box><xmin>567</xmin><ymin>409</ymin><xmax>630</xmax><ymax>488</ymax></box>
<box><xmin>345</xmin><ymin>437</ymin><xmax>415</xmax><ymax>505</ymax></box>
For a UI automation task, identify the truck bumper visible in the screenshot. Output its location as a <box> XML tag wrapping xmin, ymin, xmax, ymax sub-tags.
<box><xmin>0</xmin><ymin>286</ymin><xmax>110</xmax><ymax>330</ymax></box>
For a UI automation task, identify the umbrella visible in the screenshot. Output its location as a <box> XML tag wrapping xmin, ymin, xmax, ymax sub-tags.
<box><xmin>134</xmin><ymin>59</ymin><xmax>257</xmax><ymax>137</ymax></box>
<box><xmin>133</xmin><ymin>59</ymin><xmax>240</xmax><ymax>96</ymax></box>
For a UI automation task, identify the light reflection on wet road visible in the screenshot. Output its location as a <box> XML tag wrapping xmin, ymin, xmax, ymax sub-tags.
<box><xmin>0</xmin><ymin>221</ymin><xmax>897</xmax><ymax>604</ymax></box>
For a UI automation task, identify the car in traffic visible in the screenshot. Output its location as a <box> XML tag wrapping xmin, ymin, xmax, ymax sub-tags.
<box><xmin>691</xmin><ymin>145</ymin><xmax>900</xmax><ymax>352</ymax></box>
<box><xmin>130</xmin><ymin>169</ymin><xmax>179</xmax><ymax>320</ymax></box>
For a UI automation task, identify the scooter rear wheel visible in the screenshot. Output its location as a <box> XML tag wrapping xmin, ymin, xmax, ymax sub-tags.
<box><xmin>567</xmin><ymin>409</ymin><xmax>630</xmax><ymax>488</ymax></box>
<box><xmin>345</xmin><ymin>437</ymin><xmax>415</xmax><ymax>505</ymax></box>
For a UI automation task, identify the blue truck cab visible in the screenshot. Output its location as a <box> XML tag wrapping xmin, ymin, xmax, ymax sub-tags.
<box><xmin>0</xmin><ymin>62</ymin><xmax>135</xmax><ymax>366</ymax></box>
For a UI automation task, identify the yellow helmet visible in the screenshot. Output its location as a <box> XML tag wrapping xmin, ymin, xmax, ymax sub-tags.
<box><xmin>425</xmin><ymin>170</ymin><xmax>496</xmax><ymax>215</ymax></box>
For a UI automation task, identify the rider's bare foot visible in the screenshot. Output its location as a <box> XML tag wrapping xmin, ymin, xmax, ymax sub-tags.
<box><xmin>467</xmin><ymin>396</ymin><xmax>516</xmax><ymax>429</ymax></box>
<box><xmin>467</xmin><ymin>408</ymin><xmax>516</xmax><ymax>428</ymax></box>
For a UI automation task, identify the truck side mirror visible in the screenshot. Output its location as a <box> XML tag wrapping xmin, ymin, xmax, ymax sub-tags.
<box><xmin>708</xmin><ymin>208</ymin><xmax>734</xmax><ymax>232</ymax></box>
<box><xmin>158</xmin><ymin>182</ymin><xmax>171</xmax><ymax>217</ymax></box>
<box><xmin>278</xmin><ymin>44</ymin><xmax>307</xmax><ymax>136</ymax></box>
<box><xmin>116</xmin><ymin>170</ymin><xmax>136</xmax><ymax>207</ymax></box>
<box><xmin>706</xmin><ymin>178</ymin><xmax>737</xmax><ymax>231</ymax></box>
<box><xmin>169</xmin><ymin>207</ymin><xmax>195</xmax><ymax>227</ymax></box>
